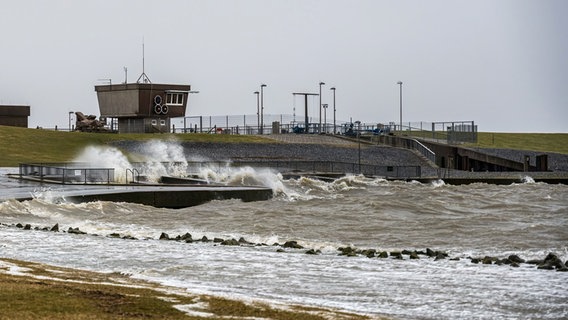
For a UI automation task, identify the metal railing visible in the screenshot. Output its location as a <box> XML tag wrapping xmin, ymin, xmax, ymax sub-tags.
<box><xmin>184</xmin><ymin>160</ymin><xmax>421</xmax><ymax>178</ymax></box>
<box><xmin>19</xmin><ymin>163</ymin><xmax>115</xmax><ymax>185</ymax></box>
<box><xmin>374</xmin><ymin>136</ymin><xmax>436</xmax><ymax>164</ymax></box>
<box><xmin>17</xmin><ymin>160</ymin><xmax>422</xmax><ymax>184</ymax></box>
<box><xmin>125</xmin><ymin>168</ymin><xmax>140</xmax><ymax>184</ymax></box>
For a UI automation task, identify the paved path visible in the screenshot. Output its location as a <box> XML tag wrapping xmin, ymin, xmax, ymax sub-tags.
<box><xmin>261</xmin><ymin>134</ymin><xmax>359</xmax><ymax>146</ymax></box>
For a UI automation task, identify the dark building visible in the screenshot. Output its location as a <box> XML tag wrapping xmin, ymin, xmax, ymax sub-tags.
<box><xmin>0</xmin><ymin>105</ymin><xmax>31</xmax><ymax>127</ymax></box>
<box><xmin>94</xmin><ymin>82</ymin><xmax>191</xmax><ymax>133</ymax></box>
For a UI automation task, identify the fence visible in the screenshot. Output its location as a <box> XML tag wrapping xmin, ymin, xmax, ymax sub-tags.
<box><xmin>19</xmin><ymin>163</ymin><xmax>115</xmax><ymax>184</ymax></box>
<box><xmin>391</xmin><ymin>121</ymin><xmax>478</xmax><ymax>144</ymax></box>
<box><xmin>185</xmin><ymin>160</ymin><xmax>422</xmax><ymax>178</ymax></box>
<box><xmin>173</xmin><ymin>114</ymin><xmax>387</xmax><ymax>135</ymax></box>
<box><xmin>18</xmin><ymin>160</ymin><xmax>422</xmax><ymax>183</ymax></box>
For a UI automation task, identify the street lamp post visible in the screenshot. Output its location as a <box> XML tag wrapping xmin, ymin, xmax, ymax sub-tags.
<box><xmin>254</xmin><ymin>91</ymin><xmax>260</xmax><ymax>134</ymax></box>
<box><xmin>260</xmin><ymin>84</ymin><xmax>267</xmax><ymax>134</ymax></box>
<box><xmin>397</xmin><ymin>81</ymin><xmax>403</xmax><ymax>132</ymax></box>
<box><xmin>319</xmin><ymin>82</ymin><xmax>325</xmax><ymax>133</ymax></box>
<box><xmin>330</xmin><ymin>87</ymin><xmax>336</xmax><ymax>134</ymax></box>
<box><xmin>323</xmin><ymin>104</ymin><xmax>328</xmax><ymax>133</ymax></box>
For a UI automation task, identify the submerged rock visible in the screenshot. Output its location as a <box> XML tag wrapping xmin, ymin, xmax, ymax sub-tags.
<box><xmin>68</xmin><ymin>227</ymin><xmax>86</xmax><ymax>235</ymax></box>
<box><xmin>180</xmin><ymin>233</ymin><xmax>193</xmax><ymax>241</ymax></box>
<box><xmin>390</xmin><ymin>251</ymin><xmax>403</xmax><ymax>259</ymax></box>
<box><xmin>283</xmin><ymin>241</ymin><xmax>304</xmax><ymax>249</ymax></box>
<box><xmin>238</xmin><ymin>237</ymin><xmax>252</xmax><ymax>245</ymax></box>
<box><xmin>338</xmin><ymin>247</ymin><xmax>357</xmax><ymax>257</ymax></box>
<box><xmin>221</xmin><ymin>238</ymin><xmax>240</xmax><ymax>246</ymax></box>
<box><xmin>538</xmin><ymin>253</ymin><xmax>566</xmax><ymax>271</ymax></box>
<box><xmin>159</xmin><ymin>232</ymin><xmax>170</xmax><ymax>240</ymax></box>
<box><xmin>508</xmin><ymin>254</ymin><xmax>525</xmax><ymax>264</ymax></box>
<box><xmin>361</xmin><ymin>249</ymin><xmax>377</xmax><ymax>258</ymax></box>
<box><xmin>434</xmin><ymin>253</ymin><xmax>446</xmax><ymax>261</ymax></box>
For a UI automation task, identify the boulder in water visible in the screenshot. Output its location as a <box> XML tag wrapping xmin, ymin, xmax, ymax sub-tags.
<box><xmin>538</xmin><ymin>253</ymin><xmax>566</xmax><ymax>271</ymax></box>
<box><xmin>68</xmin><ymin>227</ymin><xmax>86</xmax><ymax>235</ymax></box>
<box><xmin>221</xmin><ymin>238</ymin><xmax>240</xmax><ymax>246</ymax></box>
<box><xmin>508</xmin><ymin>254</ymin><xmax>525</xmax><ymax>264</ymax></box>
<box><xmin>283</xmin><ymin>241</ymin><xmax>304</xmax><ymax>249</ymax></box>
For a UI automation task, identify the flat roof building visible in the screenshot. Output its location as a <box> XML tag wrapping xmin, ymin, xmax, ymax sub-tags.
<box><xmin>94</xmin><ymin>82</ymin><xmax>191</xmax><ymax>133</ymax></box>
<box><xmin>0</xmin><ymin>105</ymin><xmax>31</xmax><ymax>128</ymax></box>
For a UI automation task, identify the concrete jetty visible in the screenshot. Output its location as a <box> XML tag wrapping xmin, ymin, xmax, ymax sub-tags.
<box><xmin>2</xmin><ymin>165</ymin><xmax>273</xmax><ymax>208</ymax></box>
<box><xmin>0</xmin><ymin>181</ymin><xmax>273</xmax><ymax>209</ymax></box>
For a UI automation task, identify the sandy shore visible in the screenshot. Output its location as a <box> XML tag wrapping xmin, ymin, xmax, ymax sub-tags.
<box><xmin>0</xmin><ymin>258</ymin><xmax>384</xmax><ymax>320</ymax></box>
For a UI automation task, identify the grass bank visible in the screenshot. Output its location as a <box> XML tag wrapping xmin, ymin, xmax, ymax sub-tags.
<box><xmin>469</xmin><ymin>132</ymin><xmax>568</xmax><ymax>154</ymax></box>
<box><xmin>0</xmin><ymin>126</ymin><xmax>272</xmax><ymax>167</ymax></box>
<box><xmin>1</xmin><ymin>126</ymin><xmax>567</xmax><ymax>167</ymax></box>
<box><xmin>405</xmin><ymin>130</ymin><xmax>568</xmax><ymax>154</ymax></box>
<box><xmin>0</xmin><ymin>258</ymin><xmax>377</xmax><ymax>320</ymax></box>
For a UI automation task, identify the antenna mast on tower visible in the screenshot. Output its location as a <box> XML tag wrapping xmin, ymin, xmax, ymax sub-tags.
<box><xmin>137</xmin><ymin>39</ymin><xmax>151</xmax><ymax>84</ymax></box>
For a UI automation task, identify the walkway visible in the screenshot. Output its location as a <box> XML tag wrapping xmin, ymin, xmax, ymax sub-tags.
<box><xmin>262</xmin><ymin>134</ymin><xmax>359</xmax><ymax>146</ymax></box>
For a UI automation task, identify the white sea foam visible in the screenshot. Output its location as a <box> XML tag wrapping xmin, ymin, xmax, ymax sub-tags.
<box><xmin>431</xmin><ymin>179</ymin><xmax>446</xmax><ymax>187</ymax></box>
<box><xmin>131</xmin><ymin>140</ymin><xmax>189</xmax><ymax>182</ymax></box>
<box><xmin>73</xmin><ymin>145</ymin><xmax>132</xmax><ymax>183</ymax></box>
<box><xmin>522</xmin><ymin>175</ymin><xmax>536</xmax><ymax>184</ymax></box>
<box><xmin>68</xmin><ymin>141</ymin><xmax>282</xmax><ymax>188</ymax></box>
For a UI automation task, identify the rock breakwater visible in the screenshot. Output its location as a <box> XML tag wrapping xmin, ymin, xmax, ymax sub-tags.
<box><xmin>7</xmin><ymin>221</ymin><xmax>568</xmax><ymax>272</ymax></box>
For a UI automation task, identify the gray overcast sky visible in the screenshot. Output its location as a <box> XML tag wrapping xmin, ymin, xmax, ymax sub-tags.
<box><xmin>1</xmin><ymin>0</ymin><xmax>567</xmax><ymax>132</ymax></box>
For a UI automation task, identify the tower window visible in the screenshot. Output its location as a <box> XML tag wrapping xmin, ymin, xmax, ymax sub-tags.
<box><xmin>166</xmin><ymin>93</ymin><xmax>184</xmax><ymax>106</ymax></box>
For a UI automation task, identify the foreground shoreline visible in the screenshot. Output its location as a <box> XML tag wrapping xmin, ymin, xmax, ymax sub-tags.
<box><xmin>0</xmin><ymin>258</ymin><xmax>382</xmax><ymax>320</ymax></box>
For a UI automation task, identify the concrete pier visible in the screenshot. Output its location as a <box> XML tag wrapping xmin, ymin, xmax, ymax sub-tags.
<box><xmin>1</xmin><ymin>184</ymin><xmax>273</xmax><ymax>209</ymax></box>
<box><xmin>1</xmin><ymin>168</ymin><xmax>273</xmax><ymax>209</ymax></box>
<box><xmin>64</xmin><ymin>186</ymin><xmax>273</xmax><ymax>208</ymax></box>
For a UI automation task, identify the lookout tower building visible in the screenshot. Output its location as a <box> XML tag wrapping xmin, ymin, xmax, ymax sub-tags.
<box><xmin>94</xmin><ymin>82</ymin><xmax>191</xmax><ymax>133</ymax></box>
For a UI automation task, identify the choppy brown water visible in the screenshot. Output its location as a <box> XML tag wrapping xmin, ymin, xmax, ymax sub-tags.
<box><xmin>1</xmin><ymin>170</ymin><xmax>567</xmax><ymax>319</ymax></box>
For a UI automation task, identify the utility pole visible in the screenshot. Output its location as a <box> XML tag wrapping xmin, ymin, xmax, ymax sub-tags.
<box><xmin>260</xmin><ymin>84</ymin><xmax>267</xmax><ymax>134</ymax></box>
<box><xmin>330</xmin><ymin>87</ymin><xmax>336</xmax><ymax>134</ymax></box>
<box><xmin>319</xmin><ymin>82</ymin><xmax>325</xmax><ymax>133</ymax></box>
<box><xmin>292</xmin><ymin>92</ymin><xmax>319</xmax><ymax>133</ymax></box>
<box><xmin>254</xmin><ymin>91</ymin><xmax>260</xmax><ymax>134</ymax></box>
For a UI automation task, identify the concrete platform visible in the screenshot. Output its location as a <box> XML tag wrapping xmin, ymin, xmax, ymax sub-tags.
<box><xmin>1</xmin><ymin>184</ymin><xmax>273</xmax><ymax>209</ymax></box>
<box><xmin>67</xmin><ymin>186</ymin><xmax>273</xmax><ymax>208</ymax></box>
<box><xmin>0</xmin><ymin>169</ymin><xmax>273</xmax><ymax>209</ymax></box>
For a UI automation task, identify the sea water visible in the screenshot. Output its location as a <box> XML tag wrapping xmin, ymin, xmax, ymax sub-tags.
<box><xmin>0</xmin><ymin>143</ymin><xmax>567</xmax><ymax>319</ymax></box>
